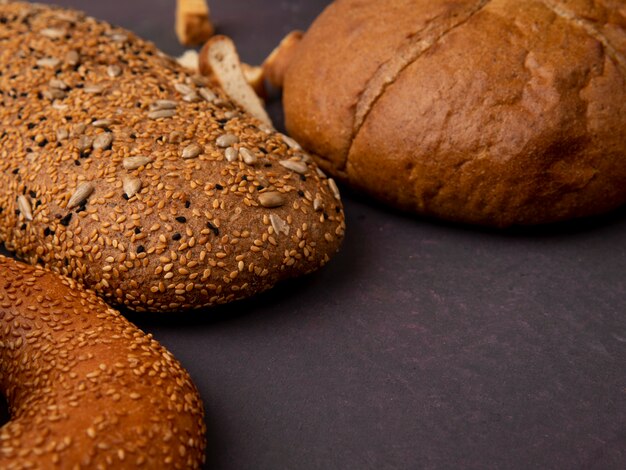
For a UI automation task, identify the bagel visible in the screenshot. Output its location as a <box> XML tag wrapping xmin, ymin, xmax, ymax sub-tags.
<box><xmin>0</xmin><ymin>255</ymin><xmax>206</xmax><ymax>469</ymax></box>
<box><xmin>283</xmin><ymin>0</ymin><xmax>626</xmax><ymax>227</ymax></box>
<box><xmin>0</xmin><ymin>2</ymin><xmax>345</xmax><ymax>312</ymax></box>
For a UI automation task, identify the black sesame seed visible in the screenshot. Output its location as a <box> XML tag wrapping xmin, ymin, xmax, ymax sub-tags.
<box><xmin>134</xmin><ymin>227</ymin><xmax>141</xmax><ymax>234</ymax></box>
<box><xmin>298</xmin><ymin>190</ymin><xmax>305</xmax><ymax>198</ymax></box>
<box><xmin>11</xmin><ymin>168</ymin><xmax>19</xmax><ymax>175</ymax></box>
<box><xmin>256</xmin><ymin>185</ymin><xmax>265</xmax><ymax>191</ymax></box>
<box><xmin>242</xmin><ymin>175</ymin><xmax>248</xmax><ymax>181</ymax></box>
<box><xmin>27</xmin><ymin>123</ymin><xmax>36</xmax><ymax>130</ymax></box>
<box><xmin>136</xmin><ymin>245</ymin><xmax>145</xmax><ymax>254</ymax></box>
<box><xmin>20</xmin><ymin>223</ymin><xmax>26</xmax><ymax>230</ymax></box>
<box><xmin>60</xmin><ymin>213</ymin><xmax>72</xmax><ymax>227</ymax></box>
<box><xmin>215</xmin><ymin>184</ymin><xmax>224</xmax><ymax>190</ymax></box>
<box><xmin>185</xmin><ymin>200</ymin><xmax>191</xmax><ymax>209</ymax></box>
<box><xmin>176</xmin><ymin>216</ymin><xmax>187</xmax><ymax>224</ymax></box>
<box><xmin>172</xmin><ymin>233</ymin><xmax>182</xmax><ymax>241</ymax></box>
<box><xmin>122</xmin><ymin>193</ymin><xmax>129</xmax><ymax>200</ymax></box>
<box><xmin>29</xmin><ymin>190</ymin><xmax>36</xmax><ymax>198</ymax></box>
<box><xmin>300</xmin><ymin>174</ymin><xmax>307</xmax><ymax>181</ymax></box>
<box><xmin>207</xmin><ymin>222</ymin><xmax>220</xmax><ymax>236</ymax></box>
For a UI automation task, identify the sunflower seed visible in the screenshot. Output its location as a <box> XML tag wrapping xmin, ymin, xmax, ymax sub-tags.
<box><xmin>313</xmin><ymin>196</ymin><xmax>324</xmax><ymax>212</ymax></box>
<box><xmin>65</xmin><ymin>50</ymin><xmax>80</xmax><ymax>66</ymax></box>
<box><xmin>239</xmin><ymin>148</ymin><xmax>257</xmax><ymax>165</ymax></box>
<box><xmin>182</xmin><ymin>143</ymin><xmax>202</xmax><ymax>160</ymax></box>
<box><xmin>279</xmin><ymin>160</ymin><xmax>307</xmax><ymax>175</ymax></box>
<box><xmin>110</xmin><ymin>33</ymin><xmax>128</xmax><ymax>43</ymax></box>
<box><xmin>270</xmin><ymin>214</ymin><xmax>290</xmax><ymax>236</ymax></box>
<box><xmin>36</xmin><ymin>57</ymin><xmax>61</xmax><ymax>68</ymax></box>
<box><xmin>77</xmin><ymin>135</ymin><xmax>93</xmax><ymax>151</ymax></box>
<box><xmin>67</xmin><ymin>182</ymin><xmax>95</xmax><ymax>209</ymax></box>
<box><xmin>281</xmin><ymin>134</ymin><xmax>302</xmax><ymax>151</ymax></box>
<box><xmin>224</xmin><ymin>147</ymin><xmax>238</xmax><ymax>163</ymax></box>
<box><xmin>56</xmin><ymin>128</ymin><xmax>69</xmax><ymax>141</ymax></box>
<box><xmin>107</xmin><ymin>65</ymin><xmax>122</xmax><ymax>77</ymax></box>
<box><xmin>43</xmin><ymin>88</ymin><xmax>66</xmax><ymax>100</ymax></box>
<box><xmin>328</xmin><ymin>178</ymin><xmax>341</xmax><ymax>201</ymax></box>
<box><xmin>49</xmin><ymin>78</ymin><xmax>68</xmax><ymax>90</ymax></box>
<box><xmin>92</xmin><ymin>119</ymin><xmax>115</xmax><ymax>128</ymax></box>
<box><xmin>316</xmin><ymin>168</ymin><xmax>327</xmax><ymax>178</ymax></box>
<box><xmin>174</xmin><ymin>83</ymin><xmax>194</xmax><ymax>95</ymax></box>
<box><xmin>123</xmin><ymin>156</ymin><xmax>153</xmax><ymax>170</ymax></box>
<box><xmin>151</xmin><ymin>100</ymin><xmax>177</xmax><ymax>111</ymax></box>
<box><xmin>84</xmin><ymin>84</ymin><xmax>104</xmax><ymax>94</ymax></box>
<box><xmin>17</xmin><ymin>196</ymin><xmax>33</xmax><ymax>221</ymax></box>
<box><xmin>122</xmin><ymin>176</ymin><xmax>142</xmax><ymax>198</ymax></box>
<box><xmin>259</xmin><ymin>192</ymin><xmax>285</xmax><ymax>208</ymax></box>
<box><xmin>148</xmin><ymin>109</ymin><xmax>176</xmax><ymax>120</ymax></box>
<box><xmin>216</xmin><ymin>134</ymin><xmax>239</xmax><ymax>148</ymax></box>
<box><xmin>41</xmin><ymin>28</ymin><xmax>65</xmax><ymax>39</ymax></box>
<box><xmin>93</xmin><ymin>133</ymin><xmax>113</xmax><ymax>150</ymax></box>
<box><xmin>183</xmin><ymin>92</ymin><xmax>200</xmax><ymax>103</ymax></box>
<box><xmin>52</xmin><ymin>103</ymin><xmax>69</xmax><ymax>111</ymax></box>
<box><xmin>258</xmin><ymin>123</ymin><xmax>273</xmax><ymax>134</ymax></box>
<box><xmin>199</xmin><ymin>88</ymin><xmax>216</xmax><ymax>103</ymax></box>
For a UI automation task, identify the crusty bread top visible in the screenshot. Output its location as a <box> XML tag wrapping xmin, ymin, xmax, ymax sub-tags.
<box><xmin>0</xmin><ymin>2</ymin><xmax>345</xmax><ymax>312</ymax></box>
<box><xmin>284</xmin><ymin>0</ymin><xmax>626</xmax><ymax>226</ymax></box>
<box><xmin>0</xmin><ymin>255</ymin><xmax>206</xmax><ymax>469</ymax></box>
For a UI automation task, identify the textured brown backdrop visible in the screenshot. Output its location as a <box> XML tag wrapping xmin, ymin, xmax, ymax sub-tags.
<box><xmin>6</xmin><ymin>1</ymin><xmax>626</xmax><ymax>469</ymax></box>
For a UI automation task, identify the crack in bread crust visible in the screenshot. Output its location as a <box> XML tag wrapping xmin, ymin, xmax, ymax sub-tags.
<box><xmin>540</xmin><ymin>0</ymin><xmax>626</xmax><ymax>75</ymax></box>
<box><xmin>343</xmin><ymin>0</ymin><xmax>492</xmax><ymax>172</ymax></box>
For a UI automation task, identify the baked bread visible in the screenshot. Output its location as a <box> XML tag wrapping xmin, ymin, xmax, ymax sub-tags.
<box><xmin>199</xmin><ymin>35</ymin><xmax>272</xmax><ymax>126</ymax></box>
<box><xmin>0</xmin><ymin>255</ymin><xmax>206</xmax><ymax>469</ymax></box>
<box><xmin>0</xmin><ymin>2</ymin><xmax>345</xmax><ymax>312</ymax></box>
<box><xmin>283</xmin><ymin>0</ymin><xmax>626</xmax><ymax>227</ymax></box>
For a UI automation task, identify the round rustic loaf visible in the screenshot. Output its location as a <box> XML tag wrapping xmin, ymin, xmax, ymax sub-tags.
<box><xmin>283</xmin><ymin>0</ymin><xmax>626</xmax><ymax>227</ymax></box>
<box><xmin>0</xmin><ymin>255</ymin><xmax>206</xmax><ymax>469</ymax></box>
<box><xmin>0</xmin><ymin>2</ymin><xmax>345</xmax><ymax>312</ymax></box>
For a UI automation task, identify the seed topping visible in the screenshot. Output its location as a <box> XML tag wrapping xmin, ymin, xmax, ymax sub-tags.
<box><xmin>67</xmin><ymin>182</ymin><xmax>95</xmax><ymax>209</ymax></box>
<box><xmin>259</xmin><ymin>192</ymin><xmax>285</xmax><ymax>208</ymax></box>
<box><xmin>123</xmin><ymin>156</ymin><xmax>153</xmax><ymax>170</ymax></box>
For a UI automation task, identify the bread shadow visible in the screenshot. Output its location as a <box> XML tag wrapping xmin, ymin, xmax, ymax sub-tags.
<box><xmin>337</xmin><ymin>185</ymin><xmax>626</xmax><ymax>240</ymax></box>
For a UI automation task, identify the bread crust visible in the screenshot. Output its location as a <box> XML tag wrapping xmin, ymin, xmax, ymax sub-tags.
<box><xmin>0</xmin><ymin>255</ymin><xmax>206</xmax><ymax>469</ymax></box>
<box><xmin>284</xmin><ymin>0</ymin><xmax>626</xmax><ymax>226</ymax></box>
<box><xmin>0</xmin><ymin>2</ymin><xmax>345</xmax><ymax>312</ymax></box>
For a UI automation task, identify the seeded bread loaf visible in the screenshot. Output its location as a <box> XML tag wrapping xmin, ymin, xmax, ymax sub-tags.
<box><xmin>283</xmin><ymin>0</ymin><xmax>626</xmax><ymax>227</ymax></box>
<box><xmin>0</xmin><ymin>255</ymin><xmax>206</xmax><ymax>468</ymax></box>
<box><xmin>0</xmin><ymin>2</ymin><xmax>345</xmax><ymax>312</ymax></box>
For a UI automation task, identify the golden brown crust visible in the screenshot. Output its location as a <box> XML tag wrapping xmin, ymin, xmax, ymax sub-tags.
<box><xmin>0</xmin><ymin>2</ymin><xmax>345</xmax><ymax>312</ymax></box>
<box><xmin>284</xmin><ymin>0</ymin><xmax>626</xmax><ymax>227</ymax></box>
<box><xmin>176</xmin><ymin>0</ymin><xmax>215</xmax><ymax>47</ymax></box>
<box><xmin>0</xmin><ymin>255</ymin><xmax>206</xmax><ymax>469</ymax></box>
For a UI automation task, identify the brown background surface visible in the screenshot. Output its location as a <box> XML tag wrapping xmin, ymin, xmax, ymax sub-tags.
<box><xmin>3</xmin><ymin>1</ymin><xmax>626</xmax><ymax>468</ymax></box>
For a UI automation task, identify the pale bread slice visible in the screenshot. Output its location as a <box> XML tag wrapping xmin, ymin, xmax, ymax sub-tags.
<box><xmin>200</xmin><ymin>35</ymin><xmax>272</xmax><ymax>127</ymax></box>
